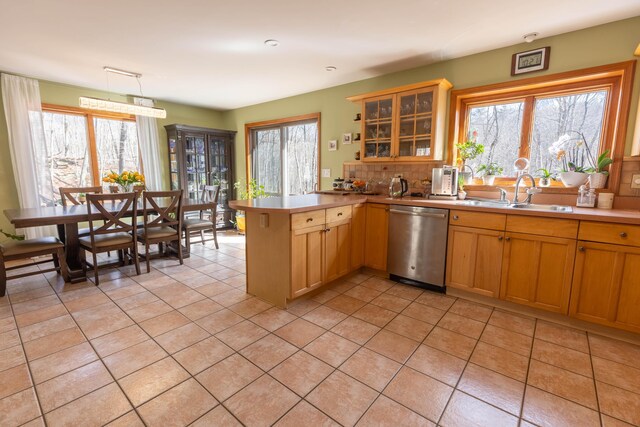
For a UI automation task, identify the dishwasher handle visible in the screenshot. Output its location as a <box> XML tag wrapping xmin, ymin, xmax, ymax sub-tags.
<box><xmin>389</xmin><ymin>209</ymin><xmax>447</xmax><ymax>219</ymax></box>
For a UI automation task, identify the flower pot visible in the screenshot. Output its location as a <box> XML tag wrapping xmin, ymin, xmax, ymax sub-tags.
<box><xmin>559</xmin><ymin>171</ymin><xmax>588</xmax><ymax>187</ymax></box>
<box><xmin>589</xmin><ymin>172</ymin><xmax>608</xmax><ymax>189</ymax></box>
<box><xmin>458</xmin><ymin>190</ymin><xmax>467</xmax><ymax>200</ymax></box>
<box><xmin>482</xmin><ymin>175</ymin><xmax>496</xmax><ymax>185</ymax></box>
<box><xmin>236</xmin><ymin>213</ymin><xmax>246</xmax><ymax>234</ymax></box>
<box><xmin>539</xmin><ymin>177</ymin><xmax>551</xmax><ymax>187</ymax></box>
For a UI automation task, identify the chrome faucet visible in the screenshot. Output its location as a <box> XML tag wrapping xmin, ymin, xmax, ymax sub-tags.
<box><xmin>512</xmin><ymin>173</ymin><xmax>541</xmax><ymax>205</ymax></box>
<box><xmin>496</xmin><ymin>187</ymin><xmax>508</xmax><ymax>204</ymax></box>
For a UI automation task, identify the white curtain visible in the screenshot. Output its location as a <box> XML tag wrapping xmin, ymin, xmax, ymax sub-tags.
<box><xmin>1</xmin><ymin>73</ymin><xmax>55</xmax><ymax>239</ymax></box>
<box><xmin>134</xmin><ymin>97</ymin><xmax>163</xmax><ymax>191</ymax></box>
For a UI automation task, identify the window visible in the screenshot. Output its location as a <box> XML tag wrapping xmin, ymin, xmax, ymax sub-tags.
<box><xmin>41</xmin><ymin>105</ymin><xmax>141</xmax><ymax>205</ymax></box>
<box><xmin>246</xmin><ymin>113</ymin><xmax>319</xmax><ymax>196</ymax></box>
<box><xmin>450</xmin><ymin>61</ymin><xmax>635</xmax><ymax>191</ymax></box>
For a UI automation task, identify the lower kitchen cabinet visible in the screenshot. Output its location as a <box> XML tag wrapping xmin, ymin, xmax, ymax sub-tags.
<box><xmin>325</xmin><ymin>220</ymin><xmax>352</xmax><ymax>283</ymax></box>
<box><xmin>569</xmin><ymin>241</ymin><xmax>640</xmax><ymax>333</ymax></box>
<box><xmin>291</xmin><ymin>225</ymin><xmax>325</xmax><ymax>298</ymax></box>
<box><xmin>446</xmin><ymin>225</ymin><xmax>504</xmax><ymax>298</ymax></box>
<box><xmin>500</xmin><ymin>232</ymin><xmax>575</xmax><ymax>314</ymax></box>
<box><xmin>364</xmin><ymin>203</ymin><xmax>389</xmax><ymax>270</ymax></box>
<box><xmin>350</xmin><ymin>203</ymin><xmax>366</xmax><ymax>271</ymax></box>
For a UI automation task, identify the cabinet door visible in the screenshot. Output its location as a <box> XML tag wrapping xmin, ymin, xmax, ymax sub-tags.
<box><xmin>500</xmin><ymin>233</ymin><xmax>576</xmax><ymax>314</ymax></box>
<box><xmin>364</xmin><ymin>204</ymin><xmax>389</xmax><ymax>270</ymax></box>
<box><xmin>351</xmin><ymin>204</ymin><xmax>366</xmax><ymax>270</ymax></box>
<box><xmin>569</xmin><ymin>241</ymin><xmax>640</xmax><ymax>333</ymax></box>
<box><xmin>325</xmin><ymin>221</ymin><xmax>351</xmax><ymax>282</ymax></box>
<box><xmin>291</xmin><ymin>227</ymin><xmax>324</xmax><ymax>298</ymax></box>
<box><xmin>446</xmin><ymin>226</ymin><xmax>504</xmax><ymax>297</ymax></box>
<box><xmin>395</xmin><ymin>88</ymin><xmax>435</xmax><ymax>160</ymax></box>
<box><xmin>362</xmin><ymin>95</ymin><xmax>394</xmax><ymax>161</ymax></box>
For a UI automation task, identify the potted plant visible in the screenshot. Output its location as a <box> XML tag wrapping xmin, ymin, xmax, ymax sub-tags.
<box><xmin>536</xmin><ymin>168</ymin><xmax>554</xmax><ymax>187</ymax></box>
<box><xmin>233</xmin><ymin>179</ymin><xmax>267</xmax><ymax>234</ymax></box>
<box><xmin>457</xmin><ymin>175</ymin><xmax>467</xmax><ymax>200</ymax></box>
<box><xmin>102</xmin><ymin>170</ymin><xmax>145</xmax><ymax>192</ymax></box>
<box><xmin>477</xmin><ymin>162</ymin><xmax>503</xmax><ymax>186</ymax></box>
<box><xmin>587</xmin><ymin>149</ymin><xmax>613</xmax><ymax>189</ymax></box>
<box><xmin>548</xmin><ymin>132</ymin><xmax>593</xmax><ymax>187</ymax></box>
<box><xmin>455</xmin><ymin>130</ymin><xmax>484</xmax><ymax>184</ymax></box>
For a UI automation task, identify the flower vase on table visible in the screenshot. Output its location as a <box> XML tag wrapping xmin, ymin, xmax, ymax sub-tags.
<box><xmin>102</xmin><ymin>171</ymin><xmax>145</xmax><ymax>193</ymax></box>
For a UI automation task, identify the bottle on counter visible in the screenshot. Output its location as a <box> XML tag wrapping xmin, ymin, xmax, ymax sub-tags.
<box><xmin>576</xmin><ymin>185</ymin><xmax>596</xmax><ymax>208</ymax></box>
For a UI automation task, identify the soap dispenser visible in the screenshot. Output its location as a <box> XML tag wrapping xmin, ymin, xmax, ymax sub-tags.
<box><xmin>576</xmin><ymin>185</ymin><xmax>596</xmax><ymax>208</ymax></box>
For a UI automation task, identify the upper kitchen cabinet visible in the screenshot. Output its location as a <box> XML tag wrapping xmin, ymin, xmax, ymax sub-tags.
<box><xmin>165</xmin><ymin>124</ymin><xmax>237</xmax><ymax>228</ymax></box>
<box><xmin>347</xmin><ymin>79</ymin><xmax>452</xmax><ymax>162</ymax></box>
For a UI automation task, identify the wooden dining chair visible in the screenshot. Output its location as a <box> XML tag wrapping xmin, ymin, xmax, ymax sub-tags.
<box><xmin>1</xmin><ymin>236</ymin><xmax>69</xmax><ymax>296</ymax></box>
<box><xmin>183</xmin><ymin>185</ymin><xmax>220</xmax><ymax>249</ymax></box>
<box><xmin>137</xmin><ymin>190</ymin><xmax>184</xmax><ymax>273</ymax></box>
<box><xmin>79</xmin><ymin>193</ymin><xmax>141</xmax><ymax>286</ymax></box>
<box><xmin>59</xmin><ymin>186</ymin><xmax>103</xmax><ymax>207</ymax></box>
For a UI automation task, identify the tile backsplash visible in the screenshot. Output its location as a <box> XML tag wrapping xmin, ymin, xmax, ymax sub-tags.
<box><xmin>343</xmin><ymin>161</ymin><xmax>444</xmax><ymax>195</ymax></box>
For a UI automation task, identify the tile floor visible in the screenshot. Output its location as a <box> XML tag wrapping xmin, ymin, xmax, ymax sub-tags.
<box><xmin>1</xmin><ymin>232</ymin><xmax>640</xmax><ymax>426</ymax></box>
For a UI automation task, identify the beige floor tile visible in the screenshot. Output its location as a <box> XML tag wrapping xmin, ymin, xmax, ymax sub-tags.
<box><xmin>0</xmin><ymin>345</ymin><xmax>26</xmax><ymax>372</ymax></box>
<box><xmin>0</xmin><ymin>363</ymin><xmax>32</xmax><ymax>400</ymax></box>
<box><xmin>424</xmin><ymin>326</ymin><xmax>477</xmax><ymax>360</ymax></box>
<box><xmin>480</xmin><ymin>324</ymin><xmax>532</xmax><ymax>357</ymax></box>
<box><xmin>384</xmin><ymin>314</ymin><xmax>434</xmax><ymax>342</ymax></box>
<box><xmin>229</xmin><ymin>297</ymin><xmax>272</xmax><ymax>318</ymax></box>
<box><xmin>360</xmin><ymin>277</ymin><xmax>394</xmax><ymax>293</ymax></box>
<box><xmin>488</xmin><ymin>309</ymin><xmax>536</xmax><ymax>336</ymax></box>
<box><xmin>226</xmin><ymin>374</ymin><xmax>299</xmax><ymax>427</ymax></box>
<box><xmin>307</xmin><ymin>371</ymin><xmax>378</xmax><ymax>427</ymax></box>
<box><xmin>72</xmin><ymin>302</ymin><xmax>134</xmax><ymax>339</ymax></box>
<box><xmin>0</xmin><ymin>330</ymin><xmax>20</xmax><ymax>351</ymax></box>
<box><xmin>535</xmin><ymin>321</ymin><xmax>588</xmax><ymax>353</ymax></box>
<box><xmin>29</xmin><ymin>342</ymin><xmax>98</xmax><ymax>384</ymax></box>
<box><xmin>415</xmin><ymin>292</ymin><xmax>456</xmax><ymax>311</ymax></box>
<box><xmin>139</xmin><ymin>310</ymin><xmax>190</xmax><ymax>337</ymax></box>
<box><xmin>196</xmin><ymin>354</ymin><xmax>262</xmax><ymax>401</ymax></box>
<box><xmin>196</xmin><ymin>308</ymin><xmax>244</xmax><ymax>334</ymax></box>
<box><xmin>593</xmin><ymin>356</ymin><xmax>640</xmax><ymax>394</ymax></box>
<box><xmin>448</xmin><ymin>299</ymin><xmax>493</xmax><ymax>323</ymax></box>
<box><xmin>302</xmin><ymin>305</ymin><xmax>348</xmax><ymax>329</ymax></box>
<box><xmin>532</xmin><ymin>338</ymin><xmax>593</xmax><ymax>377</ymax></box>
<box><xmin>178</xmin><ymin>298</ymin><xmax>223</xmax><ymax>320</ymax></box>
<box><xmin>14</xmin><ymin>304</ymin><xmax>67</xmax><ymax>328</ymax></box>
<box><xmin>305</xmin><ymin>332</ymin><xmax>360</xmax><ymax>367</ymax></box>
<box><xmin>311</xmin><ymin>289</ymin><xmax>341</xmax><ymax>304</ymax></box>
<box><xmin>385</xmin><ymin>283</ymin><xmax>423</xmax><ymax>301</ymax></box>
<box><xmin>125</xmin><ymin>299</ymin><xmax>174</xmax><ymax>323</ymax></box>
<box><xmin>357</xmin><ymin>395</ymin><xmax>433</xmax><ymax>427</ymax></box>
<box><xmin>458</xmin><ymin>363</ymin><xmax>525</xmax><ymax>416</ymax></box>
<box><xmin>138</xmin><ymin>378</ymin><xmax>217</xmax><ymax>426</ymax></box>
<box><xmin>118</xmin><ymin>357</ymin><xmax>190</xmax><ymax>406</ymax></box>
<box><xmin>469</xmin><ymin>341</ymin><xmax>529</xmax><ymax>382</ymax></box>
<box><xmin>104</xmin><ymin>283</ymin><xmax>146</xmax><ymax>301</ymax></box>
<box><xmin>196</xmin><ymin>281</ymin><xmax>235</xmax><ymax>297</ymax></box>
<box><xmin>331</xmin><ymin>317</ymin><xmax>380</xmax><ymax>345</ymax></box>
<box><xmin>286</xmin><ymin>298</ymin><xmax>321</xmax><ymax>316</ymax></box>
<box><xmin>275</xmin><ymin>318</ymin><xmax>325</xmax><ymax>348</ymax></box>
<box><xmin>597</xmin><ymin>381</ymin><xmax>640</xmax><ymax>426</ymax></box>
<box><xmin>353</xmin><ymin>298</ymin><xmax>400</xmax><ymax>326</ymax></box>
<box><xmin>527</xmin><ymin>359</ymin><xmax>598</xmax><ymax>409</ymax></box>
<box><xmin>522</xmin><ymin>385</ymin><xmax>600</xmax><ymax>427</ymax></box>
<box><xmin>152</xmin><ymin>282</ymin><xmax>205</xmax><ymax>309</ymax></box>
<box><xmin>240</xmin><ymin>334</ymin><xmax>297</xmax><ymax>371</ymax></box>
<box><xmin>270</xmin><ymin>351</ymin><xmax>334</xmax><ymax>397</ymax></box>
<box><xmin>601</xmin><ymin>414</ymin><xmax>636</xmax><ymax>427</ymax></box>
<box><xmin>340</xmin><ymin>347</ymin><xmax>402</xmax><ymax>392</ymax></box>
<box><xmin>10</xmin><ymin>287</ymin><xmax>55</xmax><ymax>305</ymax></box>
<box><xmin>275</xmin><ymin>400</ymin><xmax>340</xmax><ymax>427</ymax></box>
<box><xmin>21</xmin><ymin>416</ymin><xmax>45</xmax><ymax>427</ymax></box>
<box><xmin>344</xmin><ymin>285</ymin><xmax>383</xmax><ymax>303</ymax></box>
<box><xmin>36</xmin><ymin>360</ymin><xmax>112</xmax><ymax>413</ymax></box>
<box><xmin>103</xmin><ymin>339</ymin><xmax>167</xmax><ymax>379</ymax></box>
<box><xmin>115</xmin><ymin>291</ymin><xmax>160</xmax><ymax>311</ymax></box>
<box><xmin>210</xmin><ymin>288</ymin><xmax>252</xmax><ymax>307</ymax></box>
<box><xmin>383</xmin><ymin>366</ymin><xmax>453</xmax><ymax>423</ymax></box>
<box><xmin>105</xmin><ymin>411</ymin><xmax>145</xmax><ymax>427</ymax></box>
<box><xmin>156</xmin><ymin>322</ymin><xmax>210</xmax><ymax>354</ymax></box>
<box><xmin>0</xmin><ymin>388</ymin><xmax>41</xmax><ymax>426</ymax></box>
<box><xmin>23</xmin><ymin>326</ymin><xmax>86</xmax><ymax>361</ymax></box>
<box><xmin>406</xmin><ymin>345</ymin><xmax>466</xmax><ymax>387</ymax></box>
<box><xmin>215</xmin><ymin>320</ymin><xmax>269</xmax><ymax>351</ymax></box>
<box><xmin>437</xmin><ymin>311</ymin><xmax>486</xmax><ymax>339</ymax></box>
<box><xmin>401</xmin><ymin>301</ymin><xmax>445</xmax><ymax>324</ymax></box>
<box><xmin>369</xmin><ymin>293</ymin><xmax>412</xmax><ymax>313</ymax></box>
<box><xmin>250</xmin><ymin>307</ymin><xmax>297</xmax><ymax>332</ymax></box>
<box><xmin>63</xmin><ymin>292</ymin><xmax>111</xmax><ymax>313</ymax></box>
<box><xmin>323</xmin><ymin>294</ymin><xmax>369</xmax><ymax>317</ymax></box>
<box><xmin>173</xmin><ymin>336</ymin><xmax>234</xmax><ymax>375</ymax></box>
<box><xmin>90</xmin><ymin>325</ymin><xmax>148</xmax><ymax>358</ymax></box>
<box><xmin>589</xmin><ymin>334</ymin><xmax>640</xmax><ymax>369</ymax></box>
<box><xmin>12</xmin><ymin>295</ymin><xmax>60</xmax><ymax>316</ymax></box>
<box><xmin>191</xmin><ymin>405</ymin><xmax>242</xmax><ymax>427</ymax></box>
<box><xmin>44</xmin><ymin>383</ymin><xmax>131</xmax><ymax>426</ymax></box>
<box><xmin>440</xmin><ymin>390</ymin><xmax>518</xmax><ymax>427</ymax></box>
<box><xmin>365</xmin><ymin>330</ymin><xmax>419</xmax><ymax>363</ymax></box>
<box><xmin>19</xmin><ymin>314</ymin><xmax>76</xmax><ymax>342</ymax></box>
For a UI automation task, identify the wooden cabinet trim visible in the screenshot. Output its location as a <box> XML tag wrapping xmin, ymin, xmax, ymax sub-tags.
<box><xmin>578</xmin><ymin>221</ymin><xmax>640</xmax><ymax>247</ymax></box>
<box><xmin>450</xmin><ymin>210</ymin><xmax>506</xmax><ymax>230</ymax></box>
<box><xmin>506</xmin><ymin>215</ymin><xmax>578</xmax><ymax>239</ymax></box>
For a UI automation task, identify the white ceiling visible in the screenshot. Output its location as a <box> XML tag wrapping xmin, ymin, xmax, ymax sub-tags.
<box><xmin>1</xmin><ymin>0</ymin><xmax>639</xmax><ymax>110</ymax></box>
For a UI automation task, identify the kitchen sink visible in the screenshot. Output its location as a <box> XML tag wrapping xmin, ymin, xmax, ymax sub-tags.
<box><xmin>457</xmin><ymin>200</ymin><xmax>510</xmax><ymax>208</ymax></box>
<box><xmin>457</xmin><ymin>200</ymin><xmax>573</xmax><ymax>213</ymax></box>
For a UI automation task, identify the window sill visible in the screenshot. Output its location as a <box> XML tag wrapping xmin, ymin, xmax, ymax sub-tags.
<box><xmin>463</xmin><ymin>183</ymin><xmax>610</xmax><ymax>195</ymax></box>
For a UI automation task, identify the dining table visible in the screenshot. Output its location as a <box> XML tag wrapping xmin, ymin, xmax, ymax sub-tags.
<box><xmin>4</xmin><ymin>198</ymin><xmax>215</xmax><ymax>282</ymax></box>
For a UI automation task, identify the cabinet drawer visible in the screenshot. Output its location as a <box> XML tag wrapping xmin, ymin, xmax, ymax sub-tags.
<box><xmin>291</xmin><ymin>209</ymin><xmax>326</xmax><ymax>231</ymax></box>
<box><xmin>326</xmin><ymin>205</ymin><xmax>352</xmax><ymax>223</ymax></box>
<box><xmin>450</xmin><ymin>210</ymin><xmax>506</xmax><ymax>230</ymax></box>
<box><xmin>507</xmin><ymin>216</ymin><xmax>578</xmax><ymax>239</ymax></box>
<box><xmin>578</xmin><ymin>221</ymin><xmax>640</xmax><ymax>247</ymax></box>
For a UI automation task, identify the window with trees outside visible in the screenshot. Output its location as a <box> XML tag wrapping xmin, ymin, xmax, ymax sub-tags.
<box><xmin>450</xmin><ymin>61</ymin><xmax>635</xmax><ymax>191</ymax></box>
<box><xmin>41</xmin><ymin>105</ymin><xmax>140</xmax><ymax>205</ymax></box>
<box><xmin>246</xmin><ymin>113</ymin><xmax>319</xmax><ymax>196</ymax></box>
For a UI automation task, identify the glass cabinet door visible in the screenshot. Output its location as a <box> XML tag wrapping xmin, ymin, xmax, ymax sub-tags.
<box><xmin>397</xmin><ymin>89</ymin><xmax>434</xmax><ymax>159</ymax></box>
<box><xmin>363</xmin><ymin>96</ymin><xmax>393</xmax><ymax>160</ymax></box>
<box><xmin>168</xmin><ymin>137</ymin><xmax>180</xmax><ymax>190</ymax></box>
<box><xmin>184</xmin><ymin>134</ymin><xmax>207</xmax><ymax>199</ymax></box>
<box><xmin>208</xmin><ymin>136</ymin><xmax>232</xmax><ymax>228</ymax></box>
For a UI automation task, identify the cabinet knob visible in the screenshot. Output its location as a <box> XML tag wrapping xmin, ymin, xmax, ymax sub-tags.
<box><xmin>453</xmin><ymin>215</ymin><xmax>459</xmax><ymax>220</ymax></box>
<box><xmin>498</xmin><ymin>236</ymin><xmax>503</xmax><ymax>241</ymax></box>
<box><xmin>337</xmin><ymin>212</ymin><xmax>343</xmax><ymax>216</ymax></box>
<box><xmin>306</xmin><ymin>218</ymin><xmax>313</xmax><ymax>223</ymax></box>
<box><xmin>579</xmin><ymin>246</ymin><xmax>585</xmax><ymax>252</ymax></box>
<box><xmin>620</xmin><ymin>232</ymin><xmax>627</xmax><ymax>238</ymax></box>
<box><xmin>505</xmin><ymin>237</ymin><xmax>511</xmax><ymax>241</ymax></box>
<box><xmin>325</xmin><ymin>228</ymin><xmax>331</xmax><ymax>232</ymax></box>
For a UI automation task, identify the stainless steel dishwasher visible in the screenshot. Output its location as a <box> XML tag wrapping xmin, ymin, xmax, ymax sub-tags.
<box><xmin>387</xmin><ymin>205</ymin><xmax>448</xmax><ymax>291</ymax></box>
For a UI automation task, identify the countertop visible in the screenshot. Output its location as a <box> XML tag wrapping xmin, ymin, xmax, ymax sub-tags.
<box><xmin>229</xmin><ymin>193</ymin><xmax>640</xmax><ymax>224</ymax></box>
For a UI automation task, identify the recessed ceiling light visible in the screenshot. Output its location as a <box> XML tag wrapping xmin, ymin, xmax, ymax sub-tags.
<box><xmin>264</xmin><ymin>39</ymin><xmax>279</xmax><ymax>47</ymax></box>
<box><xmin>325</xmin><ymin>66</ymin><xmax>337</xmax><ymax>72</ymax></box>
<box><xmin>523</xmin><ymin>32</ymin><xmax>539</xmax><ymax>43</ymax></box>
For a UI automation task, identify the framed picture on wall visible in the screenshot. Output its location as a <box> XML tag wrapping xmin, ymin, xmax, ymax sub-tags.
<box><xmin>328</xmin><ymin>140</ymin><xmax>338</xmax><ymax>151</ymax></box>
<box><xmin>343</xmin><ymin>133</ymin><xmax>352</xmax><ymax>145</ymax></box>
<box><xmin>511</xmin><ymin>47</ymin><xmax>550</xmax><ymax>76</ymax></box>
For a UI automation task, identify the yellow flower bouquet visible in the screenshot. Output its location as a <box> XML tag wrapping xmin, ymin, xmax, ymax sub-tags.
<box><xmin>102</xmin><ymin>170</ymin><xmax>145</xmax><ymax>192</ymax></box>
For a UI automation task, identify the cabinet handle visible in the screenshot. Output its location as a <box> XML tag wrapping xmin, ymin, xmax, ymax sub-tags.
<box><xmin>505</xmin><ymin>237</ymin><xmax>511</xmax><ymax>241</ymax></box>
<box><xmin>306</xmin><ymin>218</ymin><xmax>313</xmax><ymax>223</ymax></box>
<box><xmin>453</xmin><ymin>215</ymin><xmax>459</xmax><ymax>220</ymax></box>
<box><xmin>579</xmin><ymin>246</ymin><xmax>585</xmax><ymax>252</ymax></box>
<box><xmin>620</xmin><ymin>232</ymin><xmax>627</xmax><ymax>238</ymax></box>
<box><xmin>326</xmin><ymin>228</ymin><xmax>331</xmax><ymax>232</ymax></box>
<box><xmin>337</xmin><ymin>212</ymin><xmax>343</xmax><ymax>216</ymax></box>
<box><xmin>498</xmin><ymin>236</ymin><xmax>503</xmax><ymax>241</ymax></box>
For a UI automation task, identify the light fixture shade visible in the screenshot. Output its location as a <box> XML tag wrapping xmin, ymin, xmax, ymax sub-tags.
<box><xmin>635</xmin><ymin>43</ymin><xmax>640</xmax><ymax>56</ymax></box>
<box><xmin>79</xmin><ymin>96</ymin><xmax>167</xmax><ymax>118</ymax></box>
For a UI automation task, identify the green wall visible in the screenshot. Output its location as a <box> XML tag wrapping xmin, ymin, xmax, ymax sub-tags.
<box><xmin>0</xmin><ymin>79</ymin><xmax>225</xmax><ymax>234</ymax></box>
<box><xmin>223</xmin><ymin>16</ymin><xmax>640</xmax><ymax>190</ymax></box>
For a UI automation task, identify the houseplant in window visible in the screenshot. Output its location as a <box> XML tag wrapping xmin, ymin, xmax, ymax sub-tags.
<box><xmin>587</xmin><ymin>149</ymin><xmax>613</xmax><ymax>189</ymax></box>
<box><xmin>477</xmin><ymin>162</ymin><xmax>503</xmax><ymax>185</ymax></box>
<box><xmin>233</xmin><ymin>179</ymin><xmax>267</xmax><ymax>234</ymax></box>
<box><xmin>536</xmin><ymin>168</ymin><xmax>554</xmax><ymax>187</ymax></box>
<box><xmin>455</xmin><ymin>130</ymin><xmax>484</xmax><ymax>184</ymax></box>
<box><xmin>548</xmin><ymin>132</ymin><xmax>593</xmax><ymax>187</ymax></box>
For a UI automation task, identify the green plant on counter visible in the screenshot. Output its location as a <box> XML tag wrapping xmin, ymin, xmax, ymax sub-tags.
<box><xmin>537</xmin><ymin>168</ymin><xmax>554</xmax><ymax>179</ymax></box>
<box><xmin>477</xmin><ymin>162</ymin><xmax>503</xmax><ymax>176</ymax></box>
<box><xmin>457</xmin><ymin>175</ymin><xmax>465</xmax><ymax>191</ymax></box>
<box><xmin>589</xmin><ymin>149</ymin><xmax>613</xmax><ymax>175</ymax></box>
<box><xmin>1</xmin><ymin>229</ymin><xmax>25</xmax><ymax>241</ymax></box>
<box><xmin>234</xmin><ymin>179</ymin><xmax>268</xmax><ymax>200</ymax></box>
<box><xmin>455</xmin><ymin>130</ymin><xmax>485</xmax><ymax>169</ymax></box>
